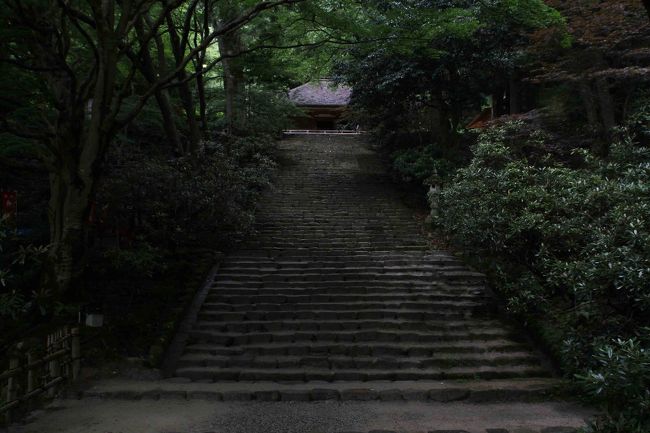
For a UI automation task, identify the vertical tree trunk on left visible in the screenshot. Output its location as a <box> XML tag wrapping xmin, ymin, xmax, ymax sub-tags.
<box><xmin>45</xmin><ymin>17</ymin><xmax>119</xmax><ymax>295</ymax></box>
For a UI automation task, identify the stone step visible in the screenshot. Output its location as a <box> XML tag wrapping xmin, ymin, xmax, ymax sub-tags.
<box><xmin>214</xmin><ymin>271</ymin><xmax>467</xmax><ymax>282</ymax></box>
<box><xmin>188</xmin><ymin>329</ymin><xmax>516</xmax><ymax>345</ymax></box>
<box><xmin>231</xmin><ymin>247</ymin><xmax>432</xmax><ymax>255</ymax></box>
<box><xmin>174</xmin><ymin>365</ymin><xmax>551</xmax><ymax>382</ymax></box>
<box><xmin>177</xmin><ymin>352</ymin><xmax>541</xmax><ymax>370</ymax></box>
<box><xmin>225</xmin><ymin>252</ymin><xmax>455</xmax><ymax>261</ymax></box>
<box><xmin>205</xmin><ymin>286</ymin><xmax>483</xmax><ymax>296</ymax></box>
<box><xmin>248</xmin><ymin>242</ymin><xmax>428</xmax><ymax>248</ymax></box>
<box><xmin>165</xmin><ymin>136</ymin><xmax>556</xmax><ymax>410</ymax></box>
<box><xmin>76</xmin><ymin>378</ymin><xmax>565</xmax><ymax>403</ymax></box>
<box><xmin>253</xmin><ymin>231</ymin><xmax>425</xmax><ymax>237</ymax></box>
<box><xmin>217</xmin><ymin>264</ymin><xmax>463</xmax><ymax>273</ymax></box>
<box><xmin>182</xmin><ymin>340</ymin><xmax>529</xmax><ymax>357</ymax></box>
<box><xmin>199</xmin><ymin>301</ymin><xmax>484</xmax><ymax>313</ymax></box>
<box><xmin>251</xmin><ymin>239</ymin><xmax>427</xmax><ymax>246</ymax></box>
<box><xmin>197</xmin><ymin>309</ymin><xmax>478</xmax><ymax>322</ymax></box>
<box><xmin>213</xmin><ymin>280</ymin><xmax>485</xmax><ymax>289</ymax></box>
<box><xmin>220</xmin><ymin>261</ymin><xmax>463</xmax><ymax>269</ymax></box>
<box><xmin>204</xmin><ymin>293</ymin><xmax>488</xmax><ymax>304</ymax></box>
<box><xmin>192</xmin><ymin>319</ymin><xmax>504</xmax><ymax>333</ymax></box>
<box><xmin>253</xmin><ymin>233</ymin><xmax>423</xmax><ymax>239</ymax></box>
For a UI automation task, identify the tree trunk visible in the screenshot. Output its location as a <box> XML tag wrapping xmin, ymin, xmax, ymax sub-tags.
<box><xmin>155</xmin><ymin>91</ymin><xmax>184</xmax><ymax>154</ymax></box>
<box><xmin>46</xmin><ymin>151</ymin><xmax>94</xmax><ymax>296</ymax></box>
<box><xmin>438</xmin><ymin>106</ymin><xmax>452</xmax><ymax>146</ymax></box>
<box><xmin>196</xmin><ymin>62</ymin><xmax>208</xmax><ymax>132</ymax></box>
<box><xmin>430</xmin><ymin>106</ymin><xmax>442</xmax><ymax>143</ymax></box>
<box><xmin>509</xmin><ymin>76</ymin><xmax>520</xmax><ymax>115</ymax></box>
<box><xmin>135</xmin><ymin>18</ymin><xmax>184</xmax><ymax>154</ymax></box>
<box><xmin>577</xmin><ymin>79</ymin><xmax>612</xmax><ymax>156</ymax></box>
<box><xmin>45</xmin><ymin>9</ymin><xmax>120</xmax><ymax>296</ymax></box>
<box><xmin>166</xmin><ymin>14</ymin><xmax>202</xmax><ymax>153</ymax></box>
<box><xmin>595</xmin><ymin>78</ymin><xmax>616</xmax><ymax>157</ymax></box>
<box><xmin>596</xmin><ymin>78</ymin><xmax>616</xmax><ymax>133</ymax></box>
<box><xmin>45</xmin><ymin>111</ymin><xmax>112</xmax><ymax>296</ymax></box>
<box><xmin>578</xmin><ymin>80</ymin><xmax>600</xmax><ymax>129</ymax></box>
<box><xmin>196</xmin><ymin>1</ymin><xmax>211</xmax><ymax>132</ymax></box>
<box><xmin>218</xmin><ymin>30</ymin><xmax>246</xmax><ymax>135</ymax></box>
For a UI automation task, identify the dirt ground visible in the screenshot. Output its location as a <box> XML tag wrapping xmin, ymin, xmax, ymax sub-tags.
<box><xmin>6</xmin><ymin>399</ymin><xmax>592</xmax><ymax>433</ymax></box>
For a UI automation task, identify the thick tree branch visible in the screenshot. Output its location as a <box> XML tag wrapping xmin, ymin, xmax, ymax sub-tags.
<box><xmin>116</xmin><ymin>0</ymin><xmax>305</xmax><ymax>128</ymax></box>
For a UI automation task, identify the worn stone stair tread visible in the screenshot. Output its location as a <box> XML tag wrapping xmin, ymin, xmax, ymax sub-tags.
<box><xmin>189</xmin><ymin>329</ymin><xmax>515</xmax><ymax>344</ymax></box>
<box><xmin>198</xmin><ymin>307</ymin><xmax>484</xmax><ymax>316</ymax></box>
<box><xmin>215</xmin><ymin>270</ymin><xmax>466</xmax><ymax>278</ymax></box>
<box><xmin>75</xmin><ymin>377</ymin><xmax>565</xmax><ymax>403</ymax></box>
<box><xmin>198</xmin><ymin>311</ymin><xmax>477</xmax><ymax>322</ymax></box>
<box><xmin>225</xmin><ymin>255</ymin><xmax>458</xmax><ymax>262</ymax></box>
<box><xmin>200</xmin><ymin>301</ymin><xmax>483</xmax><ymax>311</ymax></box>
<box><xmin>166</xmin><ymin>135</ymin><xmax>556</xmax><ymax>402</ymax></box>
<box><xmin>214</xmin><ymin>280</ymin><xmax>484</xmax><ymax>287</ymax></box>
<box><xmin>174</xmin><ymin>365</ymin><xmax>551</xmax><ymax>382</ymax></box>
<box><xmin>193</xmin><ymin>319</ymin><xmax>504</xmax><ymax>330</ymax></box>
<box><xmin>206</xmin><ymin>285</ymin><xmax>483</xmax><ymax>294</ymax></box>
<box><xmin>177</xmin><ymin>352</ymin><xmax>542</xmax><ymax>369</ymax></box>
<box><xmin>205</xmin><ymin>294</ymin><xmax>487</xmax><ymax>303</ymax></box>
<box><xmin>183</xmin><ymin>341</ymin><xmax>530</xmax><ymax>358</ymax></box>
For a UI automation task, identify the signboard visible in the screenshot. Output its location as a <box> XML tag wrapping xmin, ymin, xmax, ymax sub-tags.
<box><xmin>1</xmin><ymin>190</ymin><xmax>17</xmax><ymax>222</ymax></box>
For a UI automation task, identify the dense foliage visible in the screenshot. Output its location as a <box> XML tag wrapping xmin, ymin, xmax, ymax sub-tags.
<box><xmin>432</xmin><ymin>116</ymin><xmax>650</xmax><ymax>431</ymax></box>
<box><xmin>0</xmin><ymin>0</ymin><xmax>327</xmax><ymax>367</ymax></box>
<box><xmin>335</xmin><ymin>0</ymin><xmax>565</xmax><ymax>146</ymax></box>
<box><xmin>97</xmin><ymin>135</ymin><xmax>276</xmax><ymax>248</ymax></box>
<box><xmin>2</xmin><ymin>0</ymin><xmax>650</xmax><ymax>428</ymax></box>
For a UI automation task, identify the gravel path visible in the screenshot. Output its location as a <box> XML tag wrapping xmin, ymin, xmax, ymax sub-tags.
<box><xmin>8</xmin><ymin>399</ymin><xmax>592</xmax><ymax>433</ymax></box>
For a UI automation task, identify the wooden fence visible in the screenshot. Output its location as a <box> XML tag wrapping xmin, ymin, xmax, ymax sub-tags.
<box><xmin>0</xmin><ymin>326</ymin><xmax>80</xmax><ymax>424</ymax></box>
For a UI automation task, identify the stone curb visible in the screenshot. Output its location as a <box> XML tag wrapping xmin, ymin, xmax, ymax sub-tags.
<box><xmin>75</xmin><ymin>386</ymin><xmax>555</xmax><ymax>403</ymax></box>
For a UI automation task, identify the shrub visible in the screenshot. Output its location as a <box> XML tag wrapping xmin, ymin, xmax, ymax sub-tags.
<box><xmin>577</xmin><ymin>337</ymin><xmax>650</xmax><ymax>433</ymax></box>
<box><xmin>433</xmin><ymin>119</ymin><xmax>650</xmax><ymax>428</ymax></box>
<box><xmin>435</xmin><ymin>121</ymin><xmax>650</xmax><ymax>321</ymax></box>
<box><xmin>0</xmin><ymin>217</ymin><xmax>49</xmax><ymax>351</ymax></box>
<box><xmin>391</xmin><ymin>144</ymin><xmax>458</xmax><ymax>186</ymax></box>
<box><xmin>96</xmin><ymin>135</ymin><xmax>276</xmax><ymax>248</ymax></box>
<box><xmin>102</xmin><ymin>243</ymin><xmax>166</xmax><ymax>279</ymax></box>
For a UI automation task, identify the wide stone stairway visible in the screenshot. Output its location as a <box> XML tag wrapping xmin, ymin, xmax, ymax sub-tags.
<box><xmin>25</xmin><ymin>134</ymin><xmax>591</xmax><ymax>433</ymax></box>
<box><xmin>172</xmin><ymin>134</ymin><xmax>555</xmax><ymax>397</ymax></box>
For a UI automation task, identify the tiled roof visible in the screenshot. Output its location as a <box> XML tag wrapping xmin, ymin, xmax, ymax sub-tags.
<box><xmin>288</xmin><ymin>79</ymin><xmax>352</xmax><ymax>107</ymax></box>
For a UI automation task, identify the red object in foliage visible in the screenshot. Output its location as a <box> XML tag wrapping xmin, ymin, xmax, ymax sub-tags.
<box><xmin>1</xmin><ymin>190</ymin><xmax>17</xmax><ymax>221</ymax></box>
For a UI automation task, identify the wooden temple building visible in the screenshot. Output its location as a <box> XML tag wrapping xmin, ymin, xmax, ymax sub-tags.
<box><xmin>288</xmin><ymin>79</ymin><xmax>352</xmax><ymax>130</ymax></box>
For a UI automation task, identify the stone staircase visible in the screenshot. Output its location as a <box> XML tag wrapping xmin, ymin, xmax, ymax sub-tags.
<box><xmin>169</xmin><ymin>134</ymin><xmax>556</xmax><ymax>398</ymax></box>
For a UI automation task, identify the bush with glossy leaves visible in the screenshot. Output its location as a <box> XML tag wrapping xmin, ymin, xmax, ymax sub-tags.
<box><xmin>433</xmin><ymin>116</ymin><xmax>650</xmax><ymax>430</ymax></box>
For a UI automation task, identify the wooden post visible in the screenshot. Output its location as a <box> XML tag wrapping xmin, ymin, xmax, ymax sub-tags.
<box><xmin>71</xmin><ymin>328</ymin><xmax>81</xmax><ymax>380</ymax></box>
<box><xmin>26</xmin><ymin>352</ymin><xmax>35</xmax><ymax>411</ymax></box>
<box><xmin>5</xmin><ymin>356</ymin><xmax>20</xmax><ymax>425</ymax></box>
<box><xmin>48</xmin><ymin>332</ymin><xmax>61</xmax><ymax>398</ymax></box>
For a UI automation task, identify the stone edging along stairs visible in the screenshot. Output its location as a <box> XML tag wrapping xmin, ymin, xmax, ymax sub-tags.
<box><xmin>78</xmin><ymin>135</ymin><xmax>569</xmax><ymax>407</ymax></box>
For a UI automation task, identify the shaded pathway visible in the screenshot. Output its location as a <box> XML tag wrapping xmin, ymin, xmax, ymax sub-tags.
<box><xmin>13</xmin><ymin>135</ymin><xmax>592</xmax><ymax>433</ymax></box>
